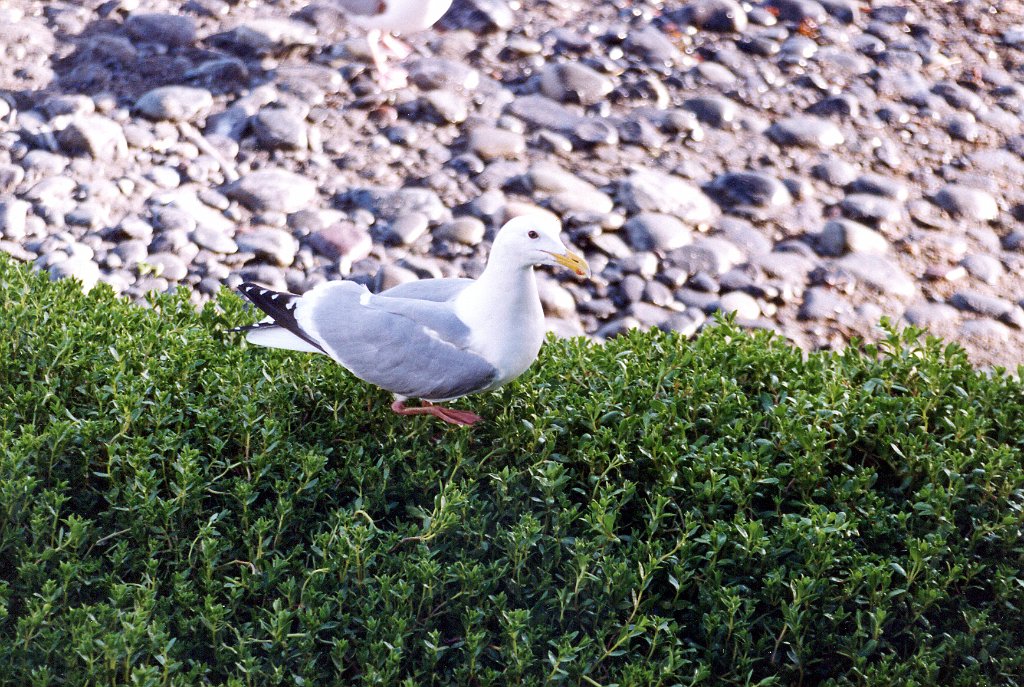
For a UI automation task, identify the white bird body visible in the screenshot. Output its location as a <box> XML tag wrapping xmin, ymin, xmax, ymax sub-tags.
<box><xmin>454</xmin><ymin>262</ymin><xmax>545</xmax><ymax>391</ymax></box>
<box><xmin>342</xmin><ymin>0</ymin><xmax>453</xmax><ymax>33</ymax></box>
<box><xmin>327</xmin><ymin>0</ymin><xmax>454</xmax><ymax>87</ymax></box>
<box><xmin>236</xmin><ymin>216</ymin><xmax>589</xmax><ymax>426</ymax></box>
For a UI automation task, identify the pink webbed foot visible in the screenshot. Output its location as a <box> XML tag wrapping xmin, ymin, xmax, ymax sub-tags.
<box><xmin>380</xmin><ymin>32</ymin><xmax>413</xmax><ymax>60</ymax></box>
<box><xmin>391</xmin><ymin>400</ymin><xmax>483</xmax><ymax>427</ymax></box>
<box><xmin>366</xmin><ymin>29</ymin><xmax>408</xmax><ymax>90</ymax></box>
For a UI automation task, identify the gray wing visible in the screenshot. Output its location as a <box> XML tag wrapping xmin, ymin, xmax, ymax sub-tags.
<box><xmin>296</xmin><ymin>281</ymin><xmax>497</xmax><ymax>401</ymax></box>
<box><xmin>380</xmin><ymin>277</ymin><xmax>473</xmax><ymax>302</ymax></box>
<box><xmin>326</xmin><ymin>0</ymin><xmax>387</xmax><ymax>16</ymax></box>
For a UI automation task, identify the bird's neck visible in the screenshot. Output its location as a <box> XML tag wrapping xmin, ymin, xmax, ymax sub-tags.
<box><xmin>466</xmin><ymin>259</ymin><xmax>539</xmax><ymax>316</ymax></box>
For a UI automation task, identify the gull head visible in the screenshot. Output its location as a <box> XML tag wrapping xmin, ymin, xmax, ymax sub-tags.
<box><xmin>493</xmin><ymin>215</ymin><xmax>591</xmax><ymax>278</ymax></box>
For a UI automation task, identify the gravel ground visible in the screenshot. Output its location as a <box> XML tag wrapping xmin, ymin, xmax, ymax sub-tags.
<box><xmin>2</xmin><ymin>0</ymin><xmax>1024</xmax><ymax>367</ymax></box>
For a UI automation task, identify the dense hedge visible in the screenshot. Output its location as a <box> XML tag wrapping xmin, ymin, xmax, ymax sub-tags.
<box><xmin>1</xmin><ymin>256</ymin><xmax>1023</xmax><ymax>686</ymax></box>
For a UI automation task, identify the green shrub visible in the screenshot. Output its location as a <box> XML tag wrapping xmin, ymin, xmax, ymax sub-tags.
<box><xmin>1</xmin><ymin>255</ymin><xmax>1023</xmax><ymax>686</ymax></box>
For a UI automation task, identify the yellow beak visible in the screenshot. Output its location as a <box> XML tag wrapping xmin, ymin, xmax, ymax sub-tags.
<box><xmin>546</xmin><ymin>250</ymin><xmax>591</xmax><ymax>278</ymax></box>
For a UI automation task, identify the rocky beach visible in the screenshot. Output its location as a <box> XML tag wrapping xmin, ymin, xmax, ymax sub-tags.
<box><xmin>2</xmin><ymin>0</ymin><xmax>1024</xmax><ymax>367</ymax></box>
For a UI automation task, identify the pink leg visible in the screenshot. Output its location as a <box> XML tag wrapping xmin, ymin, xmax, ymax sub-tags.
<box><xmin>380</xmin><ymin>32</ymin><xmax>412</xmax><ymax>59</ymax></box>
<box><xmin>366</xmin><ymin>29</ymin><xmax>407</xmax><ymax>90</ymax></box>
<box><xmin>391</xmin><ymin>400</ymin><xmax>483</xmax><ymax>427</ymax></box>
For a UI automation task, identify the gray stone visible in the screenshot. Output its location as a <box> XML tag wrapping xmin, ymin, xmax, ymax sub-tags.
<box><xmin>388</xmin><ymin>212</ymin><xmax>430</xmax><ymax>245</ymax></box>
<box><xmin>374</xmin><ymin>264</ymin><xmax>419</xmax><ymax>291</ymax></box>
<box><xmin>960</xmin><ymin>319</ymin><xmax>1011</xmax><ymax>342</ymax></box>
<box><xmin>540</xmin><ymin>63</ymin><xmax>614</xmax><ymax>106</ymax></box>
<box><xmin>537</xmin><ymin>275</ymin><xmax>578</xmax><ymax>319</ymax></box>
<box><xmin>349</xmin><ymin>186</ymin><xmax>450</xmax><ymax>224</ymax></box>
<box><xmin>713</xmin><ymin>218</ymin><xmax>772</xmax><ymax>257</ymax></box>
<box><xmin>752</xmin><ymin>251</ymin><xmax>816</xmax><ymax>282</ymax></box>
<box><xmin>590</xmin><ymin>233</ymin><xmax>632</xmax><ymax>259</ymax></box>
<box><xmin>213</xmin><ymin>19</ymin><xmax>317</xmax><ymax>55</ymax></box>
<box><xmin>840</xmin><ymin>193</ymin><xmax>903</xmax><ymax>225</ymax></box>
<box><xmin>421</xmin><ymin>89</ymin><xmax>470</xmax><ymax>124</ymax></box>
<box><xmin>960</xmin><ymin>254</ymin><xmax>1004</xmax><ymax>286</ymax></box>
<box><xmin>469</xmin><ymin>126</ymin><xmax>525</xmax><ymax>160</ymax></box>
<box><xmin>848</xmin><ymin>173</ymin><xmax>909</xmax><ymax>201</ymax></box>
<box><xmin>767</xmin><ymin>116</ymin><xmax>844</xmax><ymax>148</ymax></box>
<box><xmin>717</xmin><ymin>291</ymin><xmax>761</xmax><ymax>320</ymax></box>
<box><xmin>949</xmin><ymin>290</ymin><xmax>1024</xmax><ymax>328</ymax></box>
<box><xmin>799</xmin><ymin>287</ymin><xmax>851</xmax><ymax>320</ymax></box>
<box><xmin>407</xmin><ymin>58</ymin><xmax>481</xmax><ymax>91</ymax></box>
<box><xmin>618</xmin><ymin>168</ymin><xmax>719</xmax><ymax>226</ymax></box>
<box><xmin>836</xmin><ymin>254</ymin><xmax>916</xmax><ymax>297</ymax></box>
<box><xmin>135</xmin><ymin>86</ymin><xmax>213</xmax><ymax>122</ymax></box>
<box><xmin>306</xmin><ymin>223</ymin><xmax>372</xmax><ymax>270</ymax></box>
<box><xmin>624</xmin><ymin>25</ymin><xmax>682</xmax><ymax>66</ymax></box>
<box><xmin>682</xmin><ymin>96</ymin><xmax>738</xmax><ymax>127</ymax></box>
<box><xmin>666</xmin><ymin>237</ymin><xmax>744</xmax><ymax>276</ymax></box>
<box><xmin>236</xmin><ymin>228</ymin><xmax>300</xmax><ymax>266</ymax></box>
<box><xmin>147</xmin><ymin>252</ymin><xmax>189</xmax><ymax>281</ymax></box>
<box><xmin>679</xmin><ymin>0</ymin><xmax>749</xmax><ymax>32</ymax></box>
<box><xmin>227</xmin><ymin>169</ymin><xmax>318</xmax><ymax>214</ymax></box>
<box><xmin>709</xmin><ymin>171</ymin><xmax>793</xmax><ymax>208</ymax></box>
<box><xmin>774</xmin><ymin>0</ymin><xmax>828</xmax><ymax>22</ymax></box>
<box><xmin>933</xmin><ymin>185</ymin><xmax>999</xmax><ymax>221</ymax></box>
<box><xmin>812</xmin><ymin>159</ymin><xmax>859</xmax><ymax>186</ymax></box>
<box><xmin>191</xmin><ymin>225</ymin><xmax>238</xmax><ymax>254</ymax></box>
<box><xmin>49</xmin><ymin>256</ymin><xmax>100</xmax><ymax>292</ymax></box>
<box><xmin>506</xmin><ymin>94</ymin><xmax>581</xmax><ymax>132</ymax></box>
<box><xmin>624</xmin><ymin>213</ymin><xmax>693</xmax><ymax>252</ymax></box>
<box><xmin>253</xmin><ymin>108</ymin><xmax>308</xmax><ymax>151</ymax></box>
<box><xmin>0</xmin><ymin>198</ymin><xmax>30</xmax><ymax>240</ymax></box>
<box><xmin>816</xmin><ymin>219</ymin><xmax>889</xmax><ymax>256</ymax></box>
<box><xmin>57</xmin><ymin>115</ymin><xmax>128</xmax><ymax>159</ymax></box>
<box><xmin>436</xmin><ymin>217</ymin><xmax>486</xmax><ymax>246</ymax></box>
<box><xmin>125</xmin><ymin>13</ymin><xmax>196</xmax><ymax>47</ymax></box>
<box><xmin>902</xmin><ymin>302</ymin><xmax>960</xmax><ymax>326</ymax></box>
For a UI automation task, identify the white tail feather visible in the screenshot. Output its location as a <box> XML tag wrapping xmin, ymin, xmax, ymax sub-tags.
<box><xmin>246</xmin><ymin>326</ymin><xmax>322</xmax><ymax>354</ymax></box>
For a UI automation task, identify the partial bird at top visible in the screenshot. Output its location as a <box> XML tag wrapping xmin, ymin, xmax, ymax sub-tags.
<box><xmin>235</xmin><ymin>216</ymin><xmax>590</xmax><ymax>426</ymax></box>
<box><xmin>326</xmin><ymin>0</ymin><xmax>454</xmax><ymax>89</ymax></box>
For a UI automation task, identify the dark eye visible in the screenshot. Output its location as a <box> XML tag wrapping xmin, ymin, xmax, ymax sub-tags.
<box><xmin>528</xmin><ymin>230</ymin><xmax>539</xmax><ymax>239</ymax></box>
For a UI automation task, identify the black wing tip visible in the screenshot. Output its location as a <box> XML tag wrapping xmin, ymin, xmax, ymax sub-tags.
<box><xmin>228</xmin><ymin>321</ymin><xmax>278</xmax><ymax>334</ymax></box>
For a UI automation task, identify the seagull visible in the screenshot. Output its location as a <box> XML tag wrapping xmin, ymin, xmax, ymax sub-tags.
<box><xmin>327</xmin><ymin>0</ymin><xmax>454</xmax><ymax>89</ymax></box>
<box><xmin>236</xmin><ymin>216</ymin><xmax>590</xmax><ymax>426</ymax></box>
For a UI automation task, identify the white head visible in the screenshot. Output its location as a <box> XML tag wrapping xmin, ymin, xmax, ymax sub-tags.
<box><xmin>490</xmin><ymin>215</ymin><xmax>590</xmax><ymax>277</ymax></box>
